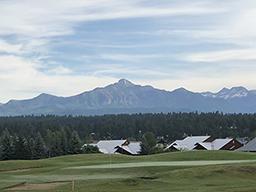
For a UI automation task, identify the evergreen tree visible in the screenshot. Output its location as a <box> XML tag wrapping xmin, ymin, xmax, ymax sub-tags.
<box><xmin>33</xmin><ymin>132</ymin><xmax>47</xmax><ymax>159</ymax></box>
<box><xmin>0</xmin><ymin>129</ymin><xmax>15</xmax><ymax>160</ymax></box>
<box><xmin>69</xmin><ymin>131</ymin><xmax>82</xmax><ymax>154</ymax></box>
<box><xmin>82</xmin><ymin>145</ymin><xmax>100</xmax><ymax>154</ymax></box>
<box><xmin>13</xmin><ymin>136</ymin><xmax>30</xmax><ymax>160</ymax></box>
<box><xmin>140</xmin><ymin>132</ymin><xmax>157</xmax><ymax>155</ymax></box>
<box><xmin>45</xmin><ymin>130</ymin><xmax>61</xmax><ymax>157</ymax></box>
<box><xmin>0</xmin><ymin>145</ymin><xmax>2</xmax><ymax>160</ymax></box>
<box><xmin>27</xmin><ymin>137</ymin><xmax>36</xmax><ymax>159</ymax></box>
<box><xmin>59</xmin><ymin>128</ymin><xmax>69</xmax><ymax>155</ymax></box>
<box><xmin>85</xmin><ymin>134</ymin><xmax>94</xmax><ymax>144</ymax></box>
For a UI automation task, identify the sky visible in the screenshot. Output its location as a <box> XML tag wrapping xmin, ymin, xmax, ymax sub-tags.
<box><xmin>0</xmin><ymin>0</ymin><xmax>256</xmax><ymax>102</ymax></box>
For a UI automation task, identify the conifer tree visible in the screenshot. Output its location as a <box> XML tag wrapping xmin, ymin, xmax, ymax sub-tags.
<box><xmin>27</xmin><ymin>137</ymin><xmax>36</xmax><ymax>159</ymax></box>
<box><xmin>46</xmin><ymin>130</ymin><xmax>60</xmax><ymax>157</ymax></box>
<box><xmin>13</xmin><ymin>136</ymin><xmax>30</xmax><ymax>160</ymax></box>
<box><xmin>140</xmin><ymin>132</ymin><xmax>157</xmax><ymax>155</ymax></box>
<box><xmin>69</xmin><ymin>130</ymin><xmax>82</xmax><ymax>154</ymax></box>
<box><xmin>59</xmin><ymin>128</ymin><xmax>69</xmax><ymax>155</ymax></box>
<box><xmin>0</xmin><ymin>129</ymin><xmax>15</xmax><ymax>160</ymax></box>
<box><xmin>33</xmin><ymin>132</ymin><xmax>48</xmax><ymax>159</ymax></box>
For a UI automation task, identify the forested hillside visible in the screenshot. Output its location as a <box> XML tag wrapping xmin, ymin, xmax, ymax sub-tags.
<box><xmin>1</xmin><ymin>112</ymin><xmax>256</xmax><ymax>160</ymax></box>
<box><xmin>0</xmin><ymin>112</ymin><xmax>256</xmax><ymax>140</ymax></box>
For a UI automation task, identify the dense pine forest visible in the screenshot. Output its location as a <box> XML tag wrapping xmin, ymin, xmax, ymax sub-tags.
<box><xmin>0</xmin><ymin>112</ymin><xmax>256</xmax><ymax>160</ymax></box>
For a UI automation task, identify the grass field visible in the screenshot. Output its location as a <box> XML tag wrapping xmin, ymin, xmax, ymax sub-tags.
<box><xmin>1</xmin><ymin>151</ymin><xmax>256</xmax><ymax>191</ymax></box>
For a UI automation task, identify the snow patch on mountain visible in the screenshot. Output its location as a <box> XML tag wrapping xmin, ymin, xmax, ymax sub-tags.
<box><xmin>201</xmin><ymin>87</ymin><xmax>250</xmax><ymax>99</ymax></box>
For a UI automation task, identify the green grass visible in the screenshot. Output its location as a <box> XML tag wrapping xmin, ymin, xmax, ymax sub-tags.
<box><xmin>1</xmin><ymin>151</ymin><xmax>256</xmax><ymax>191</ymax></box>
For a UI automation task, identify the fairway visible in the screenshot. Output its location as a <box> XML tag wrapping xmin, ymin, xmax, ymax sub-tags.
<box><xmin>67</xmin><ymin>160</ymin><xmax>256</xmax><ymax>169</ymax></box>
<box><xmin>1</xmin><ymin>151</ymin><xmax>256</xmax><ymax>192</ymax></box>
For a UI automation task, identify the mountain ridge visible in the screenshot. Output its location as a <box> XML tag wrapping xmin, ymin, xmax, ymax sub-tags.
<box><xmin>0</xmin><ymin>79</ymin><xmax>255</xmax><ymax>116</ymax></box>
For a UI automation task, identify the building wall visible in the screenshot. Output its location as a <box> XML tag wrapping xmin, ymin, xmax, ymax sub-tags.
<box><xmin>220</xmin><ymin>139</ymin><xmax>243</xmax><ymax>150</ymax></box>
<box><xmin>193</xmin><ymin>144</ymin><xmax>207</xmax><ymax>150</ymax></box>
<box><xmin>115</xmin><ymin>146</ymin><xmax>133</xmax><ymax>155</ymax></box>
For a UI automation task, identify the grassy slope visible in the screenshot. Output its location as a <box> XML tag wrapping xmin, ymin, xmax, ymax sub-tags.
<box><xmin>0</xmin><ymin>151</ymin><xmax>256</xmax><ymax>191</ymax></box>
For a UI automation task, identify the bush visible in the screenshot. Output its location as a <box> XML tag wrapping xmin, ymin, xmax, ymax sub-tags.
<box><xmin>82</xmin><ymin>145</ymin><xmax>100</xmax><ymax>154</ymax></box>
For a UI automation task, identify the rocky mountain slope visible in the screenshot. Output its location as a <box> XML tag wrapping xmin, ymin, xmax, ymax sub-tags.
<box><xmin>0</xmin><ymin>79</ymin><xmax>255</xmax><ymax>116</ymax></box>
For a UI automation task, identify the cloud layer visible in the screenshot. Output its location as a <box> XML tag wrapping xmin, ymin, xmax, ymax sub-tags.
<box><xmin>0</xmin><ymin>0</ymin><xmax>256</xmax><ymax>102</ymax></box>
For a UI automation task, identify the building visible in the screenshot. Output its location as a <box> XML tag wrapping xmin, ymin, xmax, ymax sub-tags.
<box><xmin>194</xmin><ymin>138</ymin><xmax>243</xmax><ymax>151</ymax></box>
<box><xmin>237</xmin><ymin>137</ymin><xmax>256</xmax><ymax>152</ymax></box>
<box><xmin>85</xmin><ymin>139</ymin><xmax>141</xmax><ymax>155</ymax></box>
<box><xmin>165</xmin><ymin>136</ymin><xmax>242</xmax><ymax>151</ymax></box>
<box><xmin>165</xmin><ymin>136</ymin><xmax>213</xmax><ymax>151</ymax></box>
<box><xmin>114</xmin><ymin>141</ymin><xmax>142</xmax><ymax>156</ymax></box>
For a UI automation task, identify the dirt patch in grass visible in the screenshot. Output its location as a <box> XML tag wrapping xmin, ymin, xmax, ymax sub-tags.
<box><xmin>236</xmin><ymin>166</ymin><xmax>256</xmax><ymax>174</ymax></box>
<box><xmin>0</xmin><ymin>166</ymin><xmax>42</xmax><ymax>173</ymax></box>
<box><xmin>139</xmin><ymin>176</ymin><xmax>158</xmax><ymax>180</ymax></box>
<box><xmin>123</xmin><ymin>179</ymin><xmax>140</xmax><ymax>186</ymax></box>
<box><xmin>5</xmin><ymin>181</ymin><xmax>68</xmax><ymax>191</ymax></box>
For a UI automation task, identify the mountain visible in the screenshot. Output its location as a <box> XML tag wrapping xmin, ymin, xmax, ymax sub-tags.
<box><xmin>0</xmin><ymin>79</ymin><xmax>256</xmax><ymax>116</ymax></box>
<box><xmin>201</xmin><ymin>87</ymin><xmax>252</xmax><ymax>99</ymax></box>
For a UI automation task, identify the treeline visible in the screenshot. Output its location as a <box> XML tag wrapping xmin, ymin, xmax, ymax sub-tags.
<box><xmin>0</xmin><ymin>112</ymin><xmax>256</xmax><ymax>160</ymax></box>
<box><xmin>0</xmin><ymin>128</ymin><xmax>98</xmax><ymax>160</ymax></box>
<box><xmin>0</xmin><ymin>112</ymin><xmax>256</xmax><ymax>140</ymax></box>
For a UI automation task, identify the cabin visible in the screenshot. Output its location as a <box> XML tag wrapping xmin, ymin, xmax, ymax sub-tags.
<box><xmin>165</xmin><ymin>136</ymin><xmax>213</xmax><ymax>151</ymax></box>
<box><xmin>115</xmin><ymin>141</ymin><xmax>141</xmax><ymax>156</ymax></box>
<box><xmin>85</xmin><ymin>139</ymin><xmax>141</xmax><ymax>155</ymax></box>
<box><xmin>237</xmin><ymin>138</ymin><xmax>256</xmax><ymax>152</ymax></box>
<box><xmin>194</xmin><ymin>138</ymin><xmax>243</xmax><ymax>151</ymax></box>
<box><xmin>165</xmin><ymin>136</ymin><xmax>242</xmax><ymax>151</ymax></box>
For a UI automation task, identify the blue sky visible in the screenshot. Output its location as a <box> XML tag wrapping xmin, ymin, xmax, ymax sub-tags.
<box><xmin>0</xmin><ymin>0</ymin><xmax>256</xmax><ymax>102</ymax></box>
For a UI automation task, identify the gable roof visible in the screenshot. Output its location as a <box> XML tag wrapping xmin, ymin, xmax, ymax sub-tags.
<box><xmin>212</xmin><ymin>138</ymin><xmax>233</xmax><ymax>150</ymax></box>
<box><xmin>86</xmin><ymin>140</ymin><xmax>141</xmax><ymax>155</ymax></box>
<box><xmin>166</xmin><ymin>136</ymin><xmax>211</xmax><ymax>151</ymax></box>
<box><xmin>127</xmin><ymin>142</ymin><xmax>141</xmax><ymax>154</ymax></box>
<box><xmin>115</xmin><ymin>142</ymin><xmax>141</xmax><ymax>155</ymax></box>
<box><xmin>237</xmin><ymin>138</ymin><xmax>256</xmax><ymax>152</ymax></box>
<box><xmin>195</xmin><ymin>138</ymin><xmax>233</xmax><ymax>150</ymax></box>
<box><xmin>96</xmin><ymin>140</ymin><xmax>127</xmax><ymax>154</ymax></box>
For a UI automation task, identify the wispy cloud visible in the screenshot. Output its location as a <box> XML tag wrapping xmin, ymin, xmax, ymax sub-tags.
<box><xmin>0</xmin><ymin>55</ymin><xmax>116</xmax><ymax>102</ymax></box>
<box><xmin>0</xmin><ymin>0</ymin><xmax>256</xmax><ymax>102</ymax></box>
<box><xmin>90</xmin><ymin>63</ymin><xmax>172</xmax><ymax>79</ymax></box>
<box><xmin>83</xmin><ymin>53</ymin><xmax>169</xmax><ymax>63</ymax></box>
<box><xmin>0</xmin><ymin>40</ymin><xmax>22</xmax><ymax>54</ymax></box>
<box><xmin>183</xmin><ymin>49</ymin><xmax>256</xmax><ymax>62</ymax></box>
<box><xmin>0</xmin><ymin>0</ymin><xmax>221</xmax><ymax>38</ymax></box>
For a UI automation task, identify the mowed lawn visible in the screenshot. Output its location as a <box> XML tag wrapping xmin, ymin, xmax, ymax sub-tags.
<box><xmin>1</xmin><ymin>151</ymin><xmax>256</xmax><ymax>191</ymax></box>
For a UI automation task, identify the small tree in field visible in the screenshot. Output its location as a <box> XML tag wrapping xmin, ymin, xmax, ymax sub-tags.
<box><xmin>140</xmin><ymin>132</ymin><xmax>157</xmax><ymax>155</ymax></box>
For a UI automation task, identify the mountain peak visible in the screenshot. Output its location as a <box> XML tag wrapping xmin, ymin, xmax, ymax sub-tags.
<box><xmin>230</xmin><ymin>86</ymin><xmax>248</xmax><ymax>92</ymax></box>
<box><xmin>1</xmin><ymin>81</ymin><xmax>256</xmax><ymax>116</ymax></box>
<box><xmin>116</xmin><ymin>79</ymin><xmax>135</xmax><ymax>87</ymax></box>
<box><xmin>37</xmin><ymin>93</ymin><xmax>54</xmax><ymax>98</ymax></box>
<box><xmin>33</xmin><ymin>93</ymin><xmax>59</xmax><ymax>101</ymax></box>
<box><xmin>173</xmin><ymin>87</ymin><xmax>190</xmax><ymax>93</ymax></box>
<box><xmin>218</xmin><ymin>87</ymin><xmax>230</xmax><ymax>94</ymax></box>
<box><xmin>203</xmin><ymin>86</ymin><xmax>249</xmax><ymax>99</ymax></box>
<box><xmin>227</xmin><ymin>86</ymin><xmax>249</xmax><ymax>98</ymax></box>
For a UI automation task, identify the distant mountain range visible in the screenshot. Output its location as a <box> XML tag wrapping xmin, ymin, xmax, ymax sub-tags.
<box><xmin>0</xmin><ymin>79</ymin><xmax>256</xmax><ymax>116</ymax></box>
